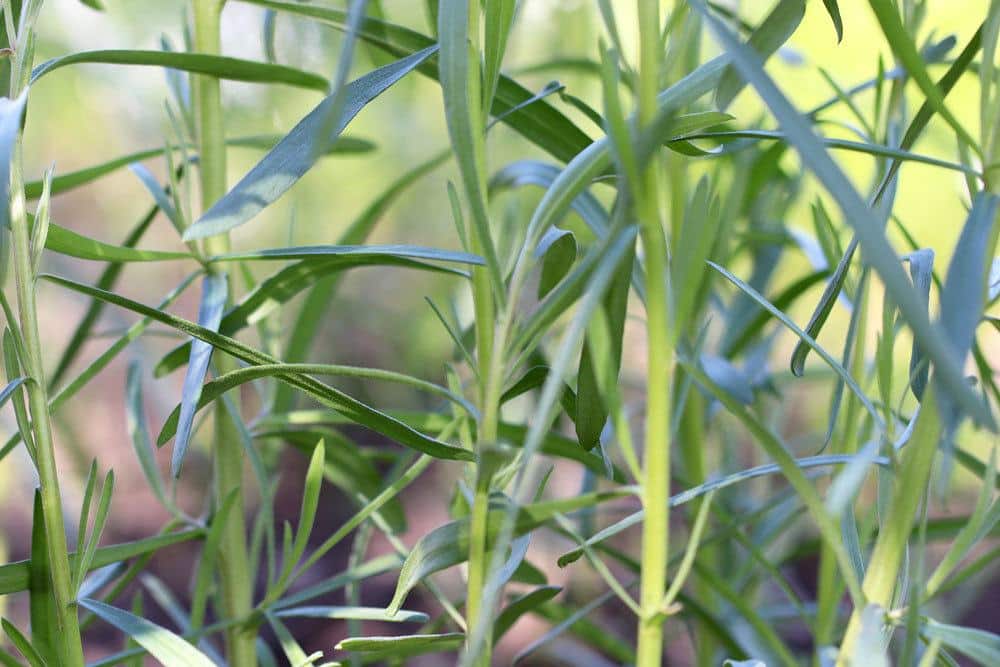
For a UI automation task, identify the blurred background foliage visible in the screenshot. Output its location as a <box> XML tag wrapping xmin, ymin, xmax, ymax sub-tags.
<box><xmin>0</xmin><ymin>0</ymin><xmax>996</xmax><ymax>663</ymax></box>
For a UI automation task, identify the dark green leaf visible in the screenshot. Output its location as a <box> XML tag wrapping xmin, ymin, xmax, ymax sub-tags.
<box><xmin>31</xmin><ymin>50</ymin><xmax>328</xmax><ymax>91</ymax></box>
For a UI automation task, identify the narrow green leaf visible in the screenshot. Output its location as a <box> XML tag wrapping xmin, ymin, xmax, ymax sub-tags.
<box><xmin>716</xmin><ymin>0</ymin><xmax>805</xmax><ymax>109</ymax></box>
<box><xmin>237</xmin><ymin>0</ymin><xmax>592</xmax><ymax>163</ymax></box>
<box><xmin>28</xmin><ymin>492</ymin><xmax>58</xmax><ymax>666</ymax></box>
<box><xmin>156</xmin><ymin>363</ymin><xmax>473</xmax><ymax>460</ymax></box>
<box><xmin>1</xmin><ymin>619</ymin><xmax>45</xmax><ymax>667</ymax></box>
<box><xmin>183</xmin><ymin>46</ymin><xmax>437</xmax><ymax>241</ymax></box>
<box><xmin>494</xmin><ymin>586</ymin><xmax>561</xmax><ymax>642</ymax></box>
<box><xmin>387</xmin><ymin>490</ymin><xmax>631</xmax><ymax>614</ymax></box>
<box><xmin>906</xmin><ymin>249</ymin><xmax>935</xmax><ymax>399</ymax></box>
<box><xmin>172</xmin><ymin>272</ymin><xmax>227</xmax><ymax>478</ymax></box>
<box><xmin>29</xmin><ymin>165</ymin><xmax>52</xmax><ymax>273</ymax></box>
<box><xmin>866</xmin><ymin>0</ymin><xmax>979</xmax><ymax>151</ymax></box>
<box><xmin>42</xmin><ymin>273</ymin><xmax>471</xmax><ymax>462</ymax></box>
<box><xmin>211</xmin><ymin>243</ymin><xmax>482</xmax><ymax>266</ymax></box>
<box><xmin>0</xmin><ymin>529</ymin><xmax>203</xmax><ymax>595</ymax></box>
<box><xmin>31</xmin><ymin>50</ymin><xmax>328</xmax><ymax>90</ymax></box>
<box><xmin>923</xmin><ymin>618</ymin><xmax>1000</xmax><ymax>666</ymax></box>
<box><xmin>821</xmin><ymin>0</ymin><xmax>843</xmax><ymax>41</ymax></box>
<box><xmin>156</xmin><ymin>251</ymin><xmax>467</xmax><ymax>377</ymax></box>
<box><xmin>44</xmin><ymin>222</ymin><xmax>191</xmax><ymax>263</ymax></box>
<box><xmin>438</xmin><ymin>0</ymin><xmax>504</xmax><ymax>292</ymax></box>
<box><xmin>23</xmin><ymin>135</ymin><xmax>373</xmax><ymax>200</ymax></box>
<box><xmin>697</xmin><ymin>1</ymin><xmax>993</xmax><ymax>427</ymax></box>
<box><xmin>483</xmin><ymin>0</ymin><xmax>516</xmax><ymax>109</ymax></box>
<box><xmin>124</xmin><ymin>363</ymin><xmax>168</xmax><ymax>510</ymax></box>
<box><xmin>940</xmin><ymin>194</ymin><xmax>999</xmax><ymax>391</ymax></box>
<box><xmin>75</xmin><ymin>470</ymin><xmax>115</xmax><ymax>599</ymax></box>
<box><xmin>79</xmin><ymin>598</ymin><xmax>216</xmax><ymax>667</ymax></box>
<box><xmin>335</xmin><ymin>633</ymin><xmax>465</xmax><ymax>657</ymax></box>
<box><xmin>535</xmin><ymin>228</ymin><xmax>576</xmax><ymax>299</ymax></box>
<box><xmin>275</xmin><ymin>606</ymin><xmax>428</xmax><ymax>623</ymax></box>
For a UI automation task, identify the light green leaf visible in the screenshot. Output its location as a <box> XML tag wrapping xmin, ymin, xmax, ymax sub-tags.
<box><xmin>44</xmin><ymin>222</ymin><xmax>191</xmax><ymax>263</ymax></box>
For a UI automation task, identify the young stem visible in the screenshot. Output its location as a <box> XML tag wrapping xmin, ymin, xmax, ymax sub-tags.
<box><xmin>838</xmin><ymin>389</ymin><xmax>942</xmax><ymax>661</ymax></box>
<box><xmin>636</xmin><ymin>2</ymin><xmax>673</xmax><ymax>665</ymax></box>
<box><xmin>192</xmin><ymin>3</ymin><xmax>255</xmax><ymax>666</ymax></box>
<box><xmin>5</xmin><ymin>13</ymin><xmax>85</xmax><ymax>664</ymax></box>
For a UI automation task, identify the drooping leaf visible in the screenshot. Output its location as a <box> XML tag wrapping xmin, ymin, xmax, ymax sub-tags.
<box><xmin>821</xmin><ymin>0</ymin><xmax>843</xmax><ymax>42</ymax></box>
<box><xmin>42</xmin><ymin>273</ymin><xmax>468</xmax><ymax>461</ymax></box>
<box><xmin>124</xmin><ymin>363</ymin><xmax>169</xmax><ymax>509</ymax></box>
<box><xmin>183</xmin><ymin>46</ymin><xmax>437</xmax><ymax>241</ymax></box>
<box><xmin>238</xmin><ymin>0</ymin><xmax>592</xmax><ymax>163</ymax></box>
<box><xmin>156</xmin><ymin>363</ymin><xmax>473</xmax><ymax>461</ymax></box>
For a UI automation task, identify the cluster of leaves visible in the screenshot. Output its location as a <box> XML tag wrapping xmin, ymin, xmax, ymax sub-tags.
<box><xmin>0</xmin><ymin>0</ymin><xmax>1000</xmax><ymax>665</ymax></box>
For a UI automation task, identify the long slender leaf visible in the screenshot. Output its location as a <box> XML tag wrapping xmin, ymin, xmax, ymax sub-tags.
<box><xmin>696</xmin><ymin>1</ymin><xmax>993</xmax><ymax>427</ymax></box>
<box><xmin>183</xmin><ymin>46</ymin><xmax>437</xmax><ymax>241</ymax></box>
<box><xmin>172</xmin><ymin>272</ymin><xmax>227</xmax><ymax>478</ymax></box>
<box><xmin>42</xmin><ymin>273</ymin><xmax>470</xmax><ymax>461</ymax></box>
<box><xmin>31</xmin><ymin>49</ymin><xmax>329</xmax><ymax>90</ymax></box>
<box><xmin>79</xmin><ymin>598</ymin><xmax>216</xmax><ymax>667</ymax></box>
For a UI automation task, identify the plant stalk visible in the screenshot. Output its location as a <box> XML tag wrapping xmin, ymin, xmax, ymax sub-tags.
<box><xmin>5</xmin><ymin>10</ymin><xmax>85</xmax><ymax>665</ymax></box>
<box><xmin>636</xmin><ymin>1</ymin><xmax>673</xmax><ymax>665</ymax></box>
<box><xmin>192</xmin><ymin>3</ymin><xmax>255</xmax><ymax>666</ymax></box>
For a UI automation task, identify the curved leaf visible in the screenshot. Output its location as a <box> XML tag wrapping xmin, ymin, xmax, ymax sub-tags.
<box><xmin>32</xmin><ymin>50</ymin><xmax>328</xmax><ymax>91</ymax></box>
<box><xmin>79</xmin><ymin>599</ymin><xmax>216</xmax><ymax>667</ymax></box>
<box><xmin>182</xmin><ymin>46</ymin><xmax>438</xmax><ymax>241</ymax></box>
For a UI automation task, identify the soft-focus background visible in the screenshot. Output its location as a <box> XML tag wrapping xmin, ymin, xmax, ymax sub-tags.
<box><xmin>0</xmin><ymin>1</ymin><xmax>995</xmax><ymax>664</ymax></box>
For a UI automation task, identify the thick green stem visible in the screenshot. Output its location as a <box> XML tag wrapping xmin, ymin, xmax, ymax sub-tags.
<box><xmin>5</xmin><ymin>11</ymin><xmax>85</xmax><ymax>664</ymax></box>
<box><xmin>636</xmin><ymin>2</ymin><xmax>672</xmax><ymax>665</ymax></box>
<box><xmin>192</xmin><ymin>3</ymin><xmax>255</xmax><ymax>666</ymax></box>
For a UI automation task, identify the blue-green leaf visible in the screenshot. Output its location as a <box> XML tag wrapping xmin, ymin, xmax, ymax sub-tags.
<box><xmin>172</xmin><ymin>272</ymin><xmax>227</xmax><ymax>478</ymax></box>
<box><xmin>79</xmin><ymin>598</ymin><xmax>216</xmax><ymax>667</ymax></box>
<box><xmin>182</xmin><ymin>46</ymin><xmax>437</xmax><ymax>241</ymax></box>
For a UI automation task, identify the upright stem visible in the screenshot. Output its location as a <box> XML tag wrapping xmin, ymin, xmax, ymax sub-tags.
<box><xmin>10</xmin><ymin>140</ymin><xmax>86</xmax><ymax>667</ymax></box>
<box><xmin>192</xmin><ymin>3</ymin><xmax>255</xmax><ymax>666</ymax></box>
<box><xmin>6</xmin><ymin>9</ymin><xmax>85</xmax><ymax>663</ymax></box>
<box><xmin>636</xmin><ymin>1</ymin><xmax>673</xmax><ymax>665</ymax></box>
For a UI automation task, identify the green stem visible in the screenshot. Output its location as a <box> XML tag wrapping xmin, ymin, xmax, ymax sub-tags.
<box><xmin>636</xmin><ymin>1</ymin><xmax>672</xmax><ymax>665</ymax></box>
<box><xmin>838</xmin><ymin>389</ymin><xmax>942</xmax><ymax>661</ymax></box>
<box><xmin>5</xmin><ymin>11</ymin><xmax>85</xmax><ymax>665</ymax></box>
<box><xmin>192</xmin><ymin>3</ymin><xmax>255</xmax><ymax>666</ymax></box>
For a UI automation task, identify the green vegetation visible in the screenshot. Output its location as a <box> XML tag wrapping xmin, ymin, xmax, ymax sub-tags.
<box><xmin>0</xmin><ymin>0</ymin><xmax>999</xmax><ymax>664</ymax></box>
